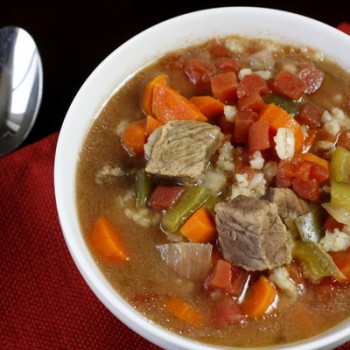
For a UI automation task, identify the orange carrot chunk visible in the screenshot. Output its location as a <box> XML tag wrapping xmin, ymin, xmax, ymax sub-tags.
<box><xmin>259</xmin><ymin>103</ymin><xmax>304</xmax><ymax>153</ymax></box>
<box><xmin>121</xmin><ymin>120</ymin><xmax>147</xmax><ymax>157</ymax></box>
<box><xmin>241</xmin><ymin>275</ymin><xmax>277</xmax><ymax>318</ymax></box>
<box><xmin>189</xmin><ymin>95</ymin><xmax>225</xmax><ymax>118</ymax></box>
<box><xmin>141</xmin><ymin>74</ymin><xmax>168</xmax><ymax>115</ymax></box>
<box><xmin>165</xmin><ymin>297</ymin><xmax>203</xmax><ymax>326</ymax></box>
<box><xmin>294</xmin><ymin>152</ymin><xmax>329</xmax><ymax>171</ymax></box>
<box><xmin>180</xmin><ymin>207</ymin><xmax>217</xmax><ymax>243</ymax></box>
<box><xmin>151</xmin><ymin>79</ymin><xmax>207</xmax><ymax>123</ymax></box>
<box><xmin>90</xmin><ymin>217</ymin><xmax>129</xmax><ymax>262</ymax></box>
<box><xmin>145</xmin><ymin>115</ymin><xmax>163</xmax><ymax>137</ymax></box>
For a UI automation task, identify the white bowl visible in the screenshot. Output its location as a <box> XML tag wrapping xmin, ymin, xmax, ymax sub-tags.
<box><xmin>54</xmin><ymin>6</ymin><xmax>350</xmax><ymax>350</ymax></box>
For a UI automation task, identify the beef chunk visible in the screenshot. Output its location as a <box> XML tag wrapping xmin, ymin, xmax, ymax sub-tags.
<box><xmin>267</xmin><ymin>187</ymin><xmax>309</xmax><ymax>221</ymax></box>
<box><xmin>145</xmin><ymin>120</ymin><xmax>223</xmax><ymax>184</ymax></box>
<box><xmin>215</xmin><ymin>195</ymin><xmax>292</xmax><ymax>271</ymax></box>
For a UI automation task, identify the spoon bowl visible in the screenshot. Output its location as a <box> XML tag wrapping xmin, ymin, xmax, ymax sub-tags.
<box><xmin>0</xmin><ymin>26</ymin><xmax>43</xmax><ymax>156</ymax></box>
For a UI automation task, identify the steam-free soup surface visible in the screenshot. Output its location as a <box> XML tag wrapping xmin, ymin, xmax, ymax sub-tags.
<box><xmin>76</xmin><ymin>35</ymin><xmax>350</xmax><ymax>347</ymax></box>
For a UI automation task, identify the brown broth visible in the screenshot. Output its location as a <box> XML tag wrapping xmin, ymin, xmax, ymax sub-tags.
<box><xmin>76</xmin><ymin>35</ymin><xmax>350</xmax><ymax>348</ymax></box>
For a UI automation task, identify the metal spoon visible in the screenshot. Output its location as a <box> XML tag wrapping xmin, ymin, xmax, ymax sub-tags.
<box><xmin>0</xmin><ymin>26</ymin><xmax>43</xmax><ymax>156</ymax></box>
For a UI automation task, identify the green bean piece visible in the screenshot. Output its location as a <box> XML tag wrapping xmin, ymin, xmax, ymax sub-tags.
<box><xmin>295</xmin><ymin>211</ymin><xmax>322</xmax><ymax>243</ymax></box>
<box><xmin>136</xmin><ymin>168</ymin><xmax>152</xmax><ymax>208</ymax></box>
<box><xmin>263</xmin><ymin>93</ymin><xmax>301</xmax><ymax>116</ymax></box>
<box><xmin>292</xmin><ymin>240</ymin><xmax>345</xmax><ymax>281</ymax></box>
<box><xmin>161</xmin><ymin>185</ymin><xmax>211</xmax><ymax>233</ymax></box>
<box><xmin>331</xmin><ymin>146</ymin><xmax>350</xmax><ymax>183</ymax></box>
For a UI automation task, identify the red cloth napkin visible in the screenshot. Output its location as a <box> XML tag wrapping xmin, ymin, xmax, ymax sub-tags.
<box><xmin>1</xmin><ymin>23</ymin><xmax>350</xmax><ymax>350</ymax></box>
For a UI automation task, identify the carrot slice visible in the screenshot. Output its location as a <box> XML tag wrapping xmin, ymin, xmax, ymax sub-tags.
<box><xmin>259</xmin><ymin>103</ymin><xmax>304</xmax><ymax>153</ymax></box>
<box><xmin>164</xmin><ymin>297</ymin><xmax>203</xmax><ymax>326</ymax></box>
<box><xmin>241</xmin><ymin>275</ymin><xmax>277</xmax><ymax>318</ymax></box>
<box><xmin>90</xmin><ymin>217</ymin><xmax>129</xmax><ymax>262</ymax></box>
<box><xmin>180</xmin><ymin>207</ymin><xmax>217</xmax><ymax>243</ymax></box>
<box><xmin>121</xmin><ymin>120</ymin><xmax>146</xmax><ymax>157</ymax></box>
<box><xmin>145</xmin><ymin>115</ymin><xmax>162</xmax><ymax>137</ymax></box>
<box><xmin>189</xmin><ymin>95</ymin><xmax>225</xmax><ymax>118</ymax></box>
<box><xmin>141</xmin><ymin>74</ymin><xmax>168</xmax><ymax>115</ymax></box>
<box><xmin>151</xmin><ymin>79</ymin><xmax>207</xmax><ymax>123</ymax></box>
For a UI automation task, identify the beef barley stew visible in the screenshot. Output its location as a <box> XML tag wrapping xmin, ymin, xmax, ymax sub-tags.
<box><xmin>76</xmin><ymin>35</ymin><xmax>350</xmax><ymax>347</ymax></box>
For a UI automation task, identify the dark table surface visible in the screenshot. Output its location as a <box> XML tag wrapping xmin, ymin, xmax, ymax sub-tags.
<box><xmin>2</xmin><ymin>0</ymin><xmax>349</xmax><ymax>150</ymax></box>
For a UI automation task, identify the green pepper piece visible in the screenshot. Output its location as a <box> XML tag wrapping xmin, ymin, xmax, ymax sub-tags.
<box><xmin>331</xmin><ymin>146</ymin><xmax>350</xmax><ymax>183</ymax></box>
<box><xmin>263</xmin><ymin>93</ymin><xmax>301</xmax><ymax>116</ymax></box>
<box><xmin>331</xmin><ymin>181</ymin><xmax>350</xmax><ymax>212</ymax></box>
<box><xmin>135</xmin><ymin>168</ymin><xmax>152</xmax><ymax>208</ymax></box>
<box><xmin>292</xmin><ymin>240</ymin><xmax>345</xmax><ymax>281</ymax></box>
<box><xmin>161</xmin><ymin>185</ymin><xmax>211</xmax><ymax>233</ymax></box>
<box><xmin>295</xmin><ymin>211</ymin><xmax>322</xmax><ymax>243</ymax></box>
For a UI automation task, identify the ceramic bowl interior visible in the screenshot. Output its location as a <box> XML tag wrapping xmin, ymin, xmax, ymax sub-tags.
<box><xmin>54</xmin><ymin>6</ymin><xmax>350</xmax><ymax>350</ymax></box>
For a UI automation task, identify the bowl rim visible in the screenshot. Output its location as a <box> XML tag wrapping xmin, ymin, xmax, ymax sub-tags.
<box><xmin>54</xmin><ymin>6</ymin><xmax>350</xmax><ymax>350</ymax></box>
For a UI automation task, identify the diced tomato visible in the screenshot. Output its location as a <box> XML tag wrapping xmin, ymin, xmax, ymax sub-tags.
<box><xmin>271</xmin><ymin>70</ymin><xmax>307</xmax><ymax>99</ymax></box>
<box><xmin>214</xmin><ymin>57</ymin><xmax>241</xmax><ymax>73</ymax></box>
<box><xmin>297</xmin><ymin>65</ymin><xmax>324</xmax><ymax>94</ymax></box>
<box><xmin>184</xmin><ymin>58</ymin><xmax>212</xmax><ymax>86</ymax></box>
<box><xmin>276</xmin><ymin>160</ymin><xmax>295</xmax><ymax>179</ymax></box>
<box><xmin>148</xmin><ymin>185</ymin><xmax>185</xmax><ymax>210</ymax></box>
<box><xmin>211</xmin><ymin>295</ymin><xmax>245</xmax><ymax>327</ymax></box>
<box><xmin>210</xmin><ymin>71</ymin><xmax>238</xmax><ymax>102</ymax></box>
<box><xmin>337</xmin><ymin>130</ymin><xmax>350</xmax><ymax>151</ymax></box>
<box><xmin>237</xmin><ymin>93</ymin><xmax>265</xmax><ymax>112</ymax></box>
<box><xmin>309</xmin><ymin>163</ymin><xmax>329</xmax><ymax>183</ymax></box>
<box><xmin>248</xmin><ymin>119</ymin><xmax>271</xmax><ymax>151</ymax></box>
<box><xmin>219</xmin><ymin>115</ymin><xmax>234</xmax><ymax>141</ymax></box>
<box><xmin>331</xmin><ymin>248</ymin><xmax>350</xmax><ymax>280</ymax></box>
<box><xmin>293</xmin><ymin>160</ymin><xmax>312</xmax><ymax>181</ymax></box>
<box><xmin>324</xmin><ymin>214</ymin><xmax>344</xmax><ymax>232</ymax></box>
<box><xmin>236</xmin><ymin>73</ymin><xmax>269</xmax><ymax>98</ymax></box>
<box><xmin>207</xmin><ymin>38</ymin><xmax>233</xmax><ymax>57</ymax></box>
<box><xmin>295</xmin><ymin>102</ymin><xmax>324</xmax><ymax>128</ymax></box>
<box><xmin>233</xmin><ymin>110</ymin><xmax>259</xmax><ymax>144</ymax></box>
<box><xmin>337</xmin><ymin>22</ymin><xmax>350</xmax><ymax>35</ymax></box>
<box><xmin>292</xmin><ymin>178</ymin><xmax>320</xmax><ymax>201</ymax></box>
<box><xmin>206</xmin><ymin>259</ymin><xmax>249</xmax><ymax>297</ymax></box>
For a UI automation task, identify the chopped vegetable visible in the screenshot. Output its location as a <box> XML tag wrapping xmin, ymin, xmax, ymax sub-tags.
<box><xmin>297</xmin><ymin>65</ymin><xmax>324</xmax><ymax>95</ymax></box>
<box><xmin>241</xmin><ymin>275</ymin><xmax>277</xmax><ymax>318</ymax></box>
<box><xmin>121</xmin><ymin>120</ymin><xmax>146</xmax><ymax>157</ymax></box>
<box><xmin>189</xmin><ymin>95</ymin><xmax>225</xmax><ymax>118</ymax></box>
<box><xmin>331</xmin><ymin>248</ymin><xmax>350</xmax><ymax>281</ymax></box>
<box><xmin>135</xmin><ymin>168</ymin><xmax>152</xmax><ymax>208</ymax></box>
<box><xmin>145</xmin><ymin>115</ymin><xmax>162</xmax><ymax>137</ymax></box>
<box><xmin>141</xmin><ymin>74</ymin><xmax>168</xmax><ymax>115</ymax></box>
<box><xmin>234</xmin><ymin>110</ymin><xmax>259</xmax><ymax>144</ymax></box>
<box><xmin>331</xmin><ymin>181</ymin><xmax>350</xmax><ymax>212</ymax></box>
<box><xmin>322</xmin><ymin>202</ymin><xmax>350</xmax><ymax>226</ymax></box>
<box><xmin>236</xmin><ymin>73</ymin><xmax>268</xmax><ymax>98</ymax></box>
<box><xmin>292</xmin><ymin>240</ymin><xmax>345</xmax><ymax>281</ymax></box>
<box><xmin>150</xmin><ymin>77</ymin><xmax>207</xmax><ymax>123</ymax></box>
<box><xmin>295</xmin><ymin>102</ymin><xmax>323</xmax><ymax>128</ymax></box>
<box><xmin>90</xmin><ymin>217</ymin><xmax>129</xmax><ymax>262</ymax></box>
<box><xmin>292</xmin><ymin>178</ymin><xmax>320</xmax><ymax>201</ymax></box>
<box><xmin>161</xmin><ymin>186</ymin><xmax>211</xmax><ymax>233</ymax></box>
<box><xmin>164</xmin><ymin>297</ymin><xmax>204</xmax><ymax>326</ymax></box>
<box><xmin>259</xmin><ymin>103</ymin><xmax>304</xmax><ymax>153</ymax></box>
<box><xmin>331</xmin><ymin>146</ymin><xmax>350</xmax><ymax>183</ymax></box>
<box><xmin>263</xmin><ymin>93</ymin><xmax>301</xmax><ymax>116</ymax></box>
<box><xmin>211</xmin><ymin>295</ymin><xmax>245</xmax><ymax>327</ymax></box>
<box><xmin>295</xmin><ymin>211</ymin><xmax>323</xmax><ymax>243</ymax></box>
<box><xmin>180</xmin><ymin>207</ymin><xmax>217</xmax><ymax>243</ymax></box>
<box><xmin>295</xmin><ymin>152</ymin><xmax>329</xmax><ymax>171</ymax></box>
<box><xmin>184</xmin><ymin>58</ymin><xmax>212</xmax><ymax>86</ymax></box>
<box><xmin>206</xmin><ymin>259</ymin><xmax>250</xmax><ymax>296</ymax></box>
<box><xmin>248</xmin><ymin>119</ymin><xmax>271</xmax><ymax>151</ymax></box>
<box><xmin>148</xmin><ymin>185</ymin><xmax>185</xmax><ymax>210</ymax></box>
<box><xmin>237</xmin><ymin>93</ymin><xmax>265</xmax><ymax>112</ymax></box>
<box><xmin>210</xmin><ymin>71</ymin><xmax>238</xmax><ymax>102</ymax></box>
<box><xmin>156</xmin><ymin>242</ymin><xmax>212</xmax><ymax>281</ymax></box>
<box><xmin>271</xmin><ymin>70</ymin><xmax>307</xmax><ymax>99</ymax></box>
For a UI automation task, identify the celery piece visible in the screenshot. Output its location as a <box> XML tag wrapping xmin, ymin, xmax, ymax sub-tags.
<box><xmin>331</xmin><ymin>181</ymin><xmax>350</xmax><ymax>212</ymax></box>
<box><xmin>293</xmin><ymin>240</ymin><xmax>345</xmax><ymax>281</ymax></box>
<box><xmin>161</xmin><ymin>185</ymin><xmax>211</xmax><ymax>233</ymax></box>
<box><xmin>263</xmin><ymin>93</ymin><xmax>301</xmax><ymax>116</ymax></box>
<box><xmin>136</xmin><ymin>168</ymin><xmax>152</xmax><ymax>208</ymax></box>
<box><xmin>331</xmin><ymin>146</ymin><xmax>350</xmax><ymax>183</ymax></box>
<box><xmin>295</xmin><ymin>211</ymin><xmax>322</xmax><ymax>243</ymax></box>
